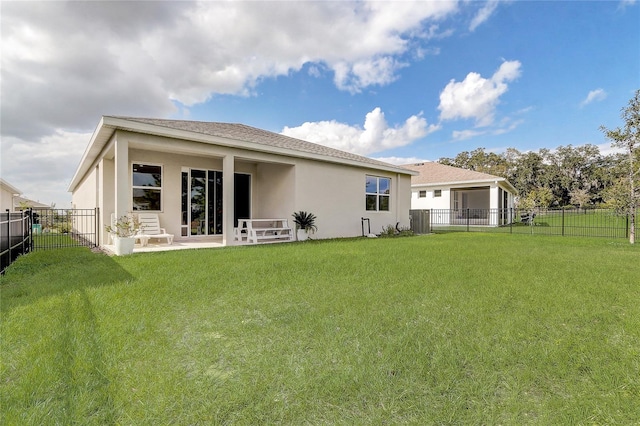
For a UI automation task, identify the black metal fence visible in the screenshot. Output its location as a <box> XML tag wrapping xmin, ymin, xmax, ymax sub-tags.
<box><xmin>423</xmin><ymin>208</ymin><xmax>630</xmax><ymax>239</ymax></box>
<box><xmin>31</xmin><ymin>208</ymin><xmax>99</xmax><ymax>250</ymax></box>
<box><xmin>1</xmin><ymin>208</ymin><xmax>99</xmax><ymax>274</ymax></box>
<box><xmin>1</xmin><ymin>210</ymin><xmax>32</xmax><ymax>275</ymax></box>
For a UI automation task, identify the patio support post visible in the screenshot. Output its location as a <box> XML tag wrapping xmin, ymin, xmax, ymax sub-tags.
<box><xmin>222</xmin><ymin>154</ymin><xmax>235</xmax><ymax>245</ymax></box>
<box><xmin>114</xmin><ymin>136</ymin><xmax>129</xmax><ymax>220</ymax></box>
<box><xmin>489</xmin><ymin>185</ymin><xmax>499</xmax><ymax>226</ymax></box>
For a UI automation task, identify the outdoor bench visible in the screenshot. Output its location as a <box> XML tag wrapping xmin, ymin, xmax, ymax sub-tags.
<box><xmin>520</xmin><ymin>212</ymin><xmax>536</xmax><ymax>225</ymax></box>
<box><xmin>234</xmin><ymin>219</ymin><xmax>294</xmax><ymax>244</ymax></box>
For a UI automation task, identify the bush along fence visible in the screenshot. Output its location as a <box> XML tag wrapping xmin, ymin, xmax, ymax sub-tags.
<box><xmin>418</xmin><ymin>208</ymin><xmax>630</xmax><ymax>239</ymax></box>
<box><xmin>1</xmin><ymin>208</ymin><xmax>99</xmax><ymax>274</ymax></box>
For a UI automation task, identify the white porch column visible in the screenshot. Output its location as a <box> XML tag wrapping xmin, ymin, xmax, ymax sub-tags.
<box><xmin>489</xmin><ymin>184</ymin><xmax>499</xmax><ymax>226</ymax></box>
<box><xmin>114</xmin><ymin>135</ymin><xmax>129</xmax><ymax>220</ymax></box>
<box><xmin>222</xmin><ymin>154</ymin><xmax>235</xmax><ymax>245</ymax></box>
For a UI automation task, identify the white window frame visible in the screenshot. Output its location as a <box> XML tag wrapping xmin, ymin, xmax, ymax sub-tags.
<box><xmin>365</xmin><ymin>175</ymin><xmax>391</xmax><ymax>212</ymax></box>
<box><xmin>132</xmin><ymin>162</ymin><xmax>163</xmax><ymax>211</ymax></box>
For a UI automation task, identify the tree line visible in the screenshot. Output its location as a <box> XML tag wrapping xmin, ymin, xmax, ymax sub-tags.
<box><xmin>438</xmin><ymin>144</ymin><xmax>629</xmax><ymax>210</ymax></box>
<box><xmin>438</xmin><ymin>90</ymin><xmax>639</xmax><ymax>243</ymax></box>
<box><xmin>438</xmin><ymin>91</ymin><xmax>639</xmax><ymax>214</ymax></box>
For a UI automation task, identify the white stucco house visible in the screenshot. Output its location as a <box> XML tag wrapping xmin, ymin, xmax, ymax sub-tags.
<box><xmin>0</xmin><ymin>179</ymin><xmax>22</xmax><ymax>212</ymax></box>
<box><xmin>69</xmin><ymin>116</ymin><xmax>415</xmax><ymax>248</ymax></box>
<box><xmin>0</xmin><ymin>179</ymin><xmax>49</xmax><ymax>212</ymax></box>
<box><xmin>402</xmin><ymin>162</ymin><xmax>517</xmax><ymax>226</ymax></box>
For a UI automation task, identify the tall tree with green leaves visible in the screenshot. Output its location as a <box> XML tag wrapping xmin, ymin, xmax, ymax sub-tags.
<box><xmin>600</xmin><ymin>90</ymin><xmax>640</xmax><ymax>244</ymax></box>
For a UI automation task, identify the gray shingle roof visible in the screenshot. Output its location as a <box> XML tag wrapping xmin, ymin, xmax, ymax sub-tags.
<box><xmin>108</xmin><ymin>116</ymin><xmax>399</xmax><ymax>170</ymax></box>
<box><xmin>402</xmin><ymin>161</ymin><xmax>505</xmax><ymax>185</ymax></box>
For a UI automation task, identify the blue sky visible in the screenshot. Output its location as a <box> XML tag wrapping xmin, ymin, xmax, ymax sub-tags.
<box><xmin>1</xmin><ymin>1</ymin><xmax>638</xmax><ymax>207</ymax></box>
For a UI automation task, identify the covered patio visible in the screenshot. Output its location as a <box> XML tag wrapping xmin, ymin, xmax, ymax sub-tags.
<box><xmin>102</xmin><ymin>235</ymin><xmax>224</xmax><ymax>255</ymax></box>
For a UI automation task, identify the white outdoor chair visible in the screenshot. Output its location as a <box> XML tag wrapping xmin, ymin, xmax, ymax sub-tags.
<box><xmin>135</xmin><ymin>213</ymin><xmax>174</xmax><ymax>246</ymax></box>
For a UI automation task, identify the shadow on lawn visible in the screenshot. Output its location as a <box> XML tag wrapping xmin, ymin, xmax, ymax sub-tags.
<box><xmin>0</xmin><ymin>247</ymin><xmax>134</xmax><ymax>312</ymax></box>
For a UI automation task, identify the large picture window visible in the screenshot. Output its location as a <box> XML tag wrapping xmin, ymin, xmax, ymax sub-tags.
<box><xmin>132</xmin><ymin>163</ymin><xmax>162</xmax><ymax>211</ymax></box>
<box><xmin>365</xmin><ymin>175</ymin><xmax>390</xmax><ymax>211</ymax></box>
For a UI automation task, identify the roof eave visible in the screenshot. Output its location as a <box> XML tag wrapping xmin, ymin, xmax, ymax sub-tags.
<box><xmin>111</xmin><ymin>117</ymin><xmax>413</xmax><ymax>175</ymax></box>
<box><xmin>412</xmin><ymin>178</ymin><xmax>516</xmax><ymax>191</ymax></box>
<box><xmin>69</xmin><ymin>117</ymin><xmax>413</xmax><ymax>192</ymax></box>
<box><xmin>68</xmin><ymin>116</ymin><xmax>117</xmax><ymax>192</ymax></box>
<box><xmin>0</xmin><ymin>178</ymin><xmax>22</xmax><ymax>195</ymax></box>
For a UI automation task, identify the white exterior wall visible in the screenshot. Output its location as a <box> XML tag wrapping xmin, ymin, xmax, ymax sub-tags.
<box><xmin>70</xmin><ymin>165</ymin><xmax>101</xmax><ymax>239</ymax></box>
<box><xmin>396</xmin><ymin>173</ymin><xmax>412</xmax><ymax>231</ymax></box>
<box><xmin>254</xmin><ymin>162</ymin><xmax>295</xmax><ymax>219</ymax></box>
<box><xmin>489</xmin><ymin>186</ymin><xmax>499</xmax><ymax>225</ymax></box>
<box><xmin>1</xmin><ymin>186</ymin><xmax>16</xmax><ymax>212</ymax></box>
<box><xmin>71</xmin><ymin>129</ymin><xmax>412</xmax><ymax>246</ymax></box>
<box><xmin>411</xmin><ymin>181</ymin><xmax>516</xmax><ymax>227</ymax></box>
<box><xmin>71</xmin><ymin>167</ymin><xmax>98</xmax><ymax>209</ymax></box>
<box><xmin>412</xmin><ymin>183</ymin><xmax>514</xmax><ymax>211</ymax></box>
<box><xmin>294</xmin><ymin>159</ymin><xmax>410</xmax><ymax>238</ymax></box>
<box><xmin>411</xmin><ymin>188</ymin><xmax>451</xmax><ymax>210</ymax></box>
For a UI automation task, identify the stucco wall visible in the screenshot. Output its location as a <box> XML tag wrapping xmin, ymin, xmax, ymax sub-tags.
<box><xmin>254</xmin><ymin>162</ymin><xmax>295</xmax><ymax>220</ymax></box>
<box><xmin>71</xmin><ymin>166</ymin><xmax>98</xmax><ymax>210</ymax></box>
<box><xmin>1</xmin><ymin>187</ymin><xmax>15</xmax><ymax>212</ymax></box>
<box><xmin>73</xmin><ymin>129</ymin><xmax>412</xmax><ymax>244</ymax></box>
<box><xmin>411</xmin><ymin>183</ymin><xmax>517</xmax><ymax>211</ymax></box>
<box><xmin>411</xmin><ymin>188</ymin><xmax>451</xmax><ymax>210</ymax></box>
<box><xmin>293</xmin><ymin>159</ymin><xmax>410</xmax><ymax>239</ymax></box>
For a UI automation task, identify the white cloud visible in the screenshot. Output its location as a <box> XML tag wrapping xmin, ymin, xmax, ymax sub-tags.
<box><xmin>374</xmin><ymin>156</ymin><xmax>432</xmax><ymax>165</ymax></box>
<box><xmin>618</xmin><ymin>0</ymin><xmax>637</xmax><ymax>11</ymax></box>
<box><xmin>469</xmin><ymin>0</ymin><xmax>501</xmax><ymax>32</ymax></box>
<box><xmin>1</xmin><ymin>1</ymin><xmax>461</xmax><ymax>140</ymax></box>
<box><xmin>596</xmin><ymin>142</ymin><xmax>624</xmax><ymax>156</ymax></box>
<box><xmin>438</xmin><ymin>60</ymin><xmax>522</xmax><ymax>127</ymax></box>
<box><xmin>580</xmin><ymin>88</ymin><xmax>608</xmax><ymax>107</ymax></box>
<box><xmin>452</xmin><ymin>129</ymin><xmax>487</xmax><ymax>141</ymax></box>
<box><xmin>1</xmin><ymin>131</ymin><xmax>91</xmax><ymax>207</ymax></box>
<box><xmin>0</xmin><ymin>1</ymin><xmax>492</xmax><ymax>206</ymax></box>
<box><xmin>450</xmin><ymin>116</ymin><xmax>525</xmax><ymax>141</ymax></box>
<box><xmin>281</xmin><ymin>108</ymin><xmax>440</xmax><ymax>156</ymax></box>
<box><xmin>334</xmin><ymin>57</ymin><xmax>408</xmax><ymax>94</ymax></box>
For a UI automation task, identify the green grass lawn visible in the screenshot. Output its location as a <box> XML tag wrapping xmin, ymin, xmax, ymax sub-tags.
<box><xmin>434</xmin><ymin>210</ymin><xmax>629</xmax><ymax>238</ymax></box>
<box><xmin>2</xmin><ymin>234</ymin><xmax>639</xmax><ymax>424</ymax></box>
<box><xmin>526</xmin><ymin>210</ymin><xmax>629</xmax><ymax>238</ymax></box>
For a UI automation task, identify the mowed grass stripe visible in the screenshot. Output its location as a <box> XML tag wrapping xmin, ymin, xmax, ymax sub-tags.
<box><xmin>1</xmin><ymin>234</ymin><xmax>639</xmax><ymax>424</ymax></box>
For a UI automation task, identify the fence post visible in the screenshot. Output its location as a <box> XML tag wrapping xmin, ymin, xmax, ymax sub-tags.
<box><xmin>6</xmin><ymin>209</ymin><xmax>11</xmax><ymax>267</ymax></box>
<box><xmin>28</xmin><ymin>208</ymin><xmax>33</xmax><ymax>252</ymax></box>
<box><xmin>626</xmin><ymin>214</ymin><xmax>629</xmax><ymax>239</ymax></box>
<box><xmin>510</xmin><ymin>208</ymin><xmax>513</xmax><ymax>234</ymax></box>
<box><xmin>562</xmin><ymin>208</ymin><xmax>565</xmax><ymax>237</ymax></box>
<box><xmin>21</xmin><ymin>210</ymin><xmax>26</xmax><ymax>255</ymax></box>
<box><xmin>96</xmin><ymin>207</ymin><xmax>100</xmax><ymax>247</ymax></box>
<box><xmin>466</xmin><ymin>208</ymin><xmax>470</xmax><ymax>232</ymax></box>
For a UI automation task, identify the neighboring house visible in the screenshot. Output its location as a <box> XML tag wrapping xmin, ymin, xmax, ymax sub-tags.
<box><xmin>12</xmin><ymin>196</ymin><xmax>50</xmax><ymax>211</ymax></box>
<box><xmin>0</xmin><ymin>179</ymin><xmax>22</xmax><ymax>212</ymax></box>
<box><xmin>402</xmin><ymin>162</ymin><xmax>517</xmax><ymax>226</ymax></box>
<box><xmin>0</xmin><ymin>179</ymin><xmax>49</xmax><ymax>212</ymax></box>
<box><xmin>69</xmin><ymin>116</ymin><xmax>415</xmax><ymax>247</ymax></box>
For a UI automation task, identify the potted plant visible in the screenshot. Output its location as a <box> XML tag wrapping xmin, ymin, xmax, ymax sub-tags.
<box><xmin>106</xmin><ymin>214</ymin><xmax>143</xmax><ymax>255</ymax></box>
<box><xmin>292</xmin><ymin>211</ymin><xmax>317</xmax><ymax>241</ymax></box>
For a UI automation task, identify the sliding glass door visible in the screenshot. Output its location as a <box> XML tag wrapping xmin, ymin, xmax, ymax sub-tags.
<box><xmin>181</xmin><ymin>169</ymin><xmax>223</xmax><ymax>237</ymax></box>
